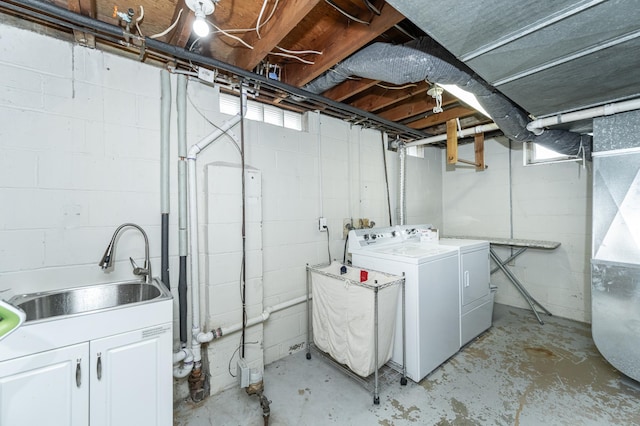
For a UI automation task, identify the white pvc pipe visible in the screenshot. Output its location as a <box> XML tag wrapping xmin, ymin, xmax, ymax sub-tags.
<box><xmin>187</xmin><ymin>114</ymin><xmax>242</xmax><ymax>364</ymax></box>
<box><xmin>160</xmin><ymin>70</ymin><xmax>171</xmax><ymax>214</ymax></box>
<box><xmin>177</xmin><ymin>75</ymin><xmax>188</xmax><ymax>256</ymax></box>
<box><xmin>405</xmin><ymin>123</ymin><xmax>500</xmax><ymax>148</ymax></box>
<box><xmin>173</xmin><ymin>349</ymin><xmax>194</xmax><ymax>378</ymax></box>
<box><xmin>197</xmin><ymin>295</ymin><xmax>309</xmax><ymax>343</ymax></box>
<box><xmin>398</xmin><ymin>143</ymin><xmax>406</xmax><ymax>226</ymax></box>
<box><xmin>526</xmin><ymin>98</ymin><xmax>640</xmax><ymax>135</ymax></box>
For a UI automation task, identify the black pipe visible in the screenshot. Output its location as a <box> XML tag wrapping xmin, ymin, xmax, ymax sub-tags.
<box><xmin>161</xmin><ymin>214</ymin><xmax>170</xmax><ymax>288</ymax></box>
<box><xmin>4</xmin><ymin>0</ymin><xmax>428</xmax><ymax>141</ymax></box>
<box><xmin>178</xmin><ymin>256</ymin><xmax>188</xmax><ymax>344</ymax></box>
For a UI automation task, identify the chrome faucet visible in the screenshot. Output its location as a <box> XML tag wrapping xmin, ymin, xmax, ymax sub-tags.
<box><xmin>98</xmin><ymin>223</ymin><xmax>153</xmax><ymax>284</ymax></box>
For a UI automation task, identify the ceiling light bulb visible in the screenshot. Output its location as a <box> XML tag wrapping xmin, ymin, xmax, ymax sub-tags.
<box><xmin>193</xmin><ymin>12</ymin><xmax>210</xmax><ymax>38</ymax></box>
<box><xmin>186</xmin><ymin>0</ymin><xmax>215</xmax><ymax>38</ymax></box>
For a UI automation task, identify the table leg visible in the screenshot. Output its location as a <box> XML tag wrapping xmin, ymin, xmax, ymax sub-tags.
<box><xmin>490</xmin><ymin>248</ymin><xmax>552</xmax><ymax>324</ymax></box>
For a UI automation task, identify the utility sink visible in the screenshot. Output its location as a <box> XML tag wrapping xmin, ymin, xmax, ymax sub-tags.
<box><xmin>9</xmin><ymin>278</ymin><xmax>171</xmax><ymax>323</ymax></box>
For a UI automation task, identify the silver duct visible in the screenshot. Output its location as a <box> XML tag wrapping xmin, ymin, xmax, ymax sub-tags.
<box><xmin>303</xmin><ymin>38</ymin><xmax>591</xmax><ymax>157</ymax></box>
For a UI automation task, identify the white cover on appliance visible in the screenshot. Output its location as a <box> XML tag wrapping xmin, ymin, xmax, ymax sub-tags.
<box><xmin>310</xmin><ymin>262</ymin><xmax>401</xmax><ymax>378</ymax></box>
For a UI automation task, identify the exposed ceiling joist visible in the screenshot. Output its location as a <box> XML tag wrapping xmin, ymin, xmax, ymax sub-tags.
<box><xmin>281</xmin><ymin>2</ymin><xmax>404</xmax><ymax>87</ymax></box>
<box><xmin>350</xmin><ymin>80</ymin><xmax>430</xmax><ymax>112</ymax></box>
<box><xmin>322</xmin><ymin>78</ymin><xmax>380</xmax><ymax>102</ymax></box>
<box><xmin>228</xmin><ymin>0</ymin><xmax>321</xmax><ymax>71</ymax></box>
<box><xmin>407</xmin><ymin>106</ymin><xmax>475</xmax><ymax>129</ymax></box>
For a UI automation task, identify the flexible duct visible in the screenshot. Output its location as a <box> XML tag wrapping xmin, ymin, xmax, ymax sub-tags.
<box><xmin>303</xmin><ymin>38</ymin><xmax>592</xmax><ymax>157</ymax></box>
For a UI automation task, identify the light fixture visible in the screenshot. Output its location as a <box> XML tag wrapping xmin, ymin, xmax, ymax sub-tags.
<box><xmin>438</xmin><ymin>83</ymin><xmax>491</xmax><ymax>118</ymax></box>
<box><xmin>427</xmin><ymin>84</ymin><xmax>444</xmax><ymax>114</ymax></box>
<box><xmin>186</xmin><ymin>0</ymin><xmax>215</xmax><ymax>38</ymax></box>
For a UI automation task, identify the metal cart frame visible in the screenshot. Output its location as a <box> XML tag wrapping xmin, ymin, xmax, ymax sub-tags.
<box><xmin>305</xmin><ymin>263</ymin><xmax>407</xmax><ymax>405</ymax></box>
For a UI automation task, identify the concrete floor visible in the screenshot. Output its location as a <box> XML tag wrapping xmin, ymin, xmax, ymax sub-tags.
<box><xmin>174</xmin><ymin>304</ymin><xmax>640</xmax><ymax>425</ymax></box>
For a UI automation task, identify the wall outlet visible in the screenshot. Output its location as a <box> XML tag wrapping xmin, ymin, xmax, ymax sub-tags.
<box><xmin>318</xmin><ymin>217</ymin><xmax>328</xmax><ymax>232</ymax></box>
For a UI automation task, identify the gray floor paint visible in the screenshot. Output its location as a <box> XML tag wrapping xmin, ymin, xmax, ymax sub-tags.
<box><xmin>174</xmin><ymin>304</ymin><xmax>640</xmax><ymax>425</ymax></box>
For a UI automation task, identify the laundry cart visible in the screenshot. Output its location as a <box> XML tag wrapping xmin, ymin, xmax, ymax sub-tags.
<box><xmin>305</xmin><ymin>262</ymin><xmax>406</xmax><ymax>404</ymax></box>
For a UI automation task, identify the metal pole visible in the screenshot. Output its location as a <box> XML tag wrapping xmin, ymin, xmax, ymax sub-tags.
<box><xmin>306</xmin><ymin>265</ymin><xmax>312</xmax><ymax>360</ymax></box>
<box><xmin>401</xmin><ymin>274</ymin><xmax>407</xmax><ymax>384</ymax></box>
<box><xmin>373</xmin><ymin>285</ymin><xmax>379</xmax><ymax>405</ymax></box>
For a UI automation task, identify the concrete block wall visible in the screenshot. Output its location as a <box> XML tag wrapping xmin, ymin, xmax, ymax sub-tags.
<box><xmin>0</xmin><ymin>22</ymin><xmax>441</xmax><ymax>401</ymax></box>
<box><xmin>442</xmin><ymin>138</ymin><xmax>592</xmax><ymax>322</ymax></box>
<box><xmin>0</xmin><ymin>23</ymin><xmax>169</xmax><ymax>296</ymax></box>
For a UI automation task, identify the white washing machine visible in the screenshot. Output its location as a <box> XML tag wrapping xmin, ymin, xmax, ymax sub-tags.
<box><xmin>438</xmin><ymin>238</ymin><xmax>494</xmax><ymax>346</ymax></box>
<box><xmin>348</xmin><ymin>225</ymin><xmax>460</xmax><ymax>382</ymax></box>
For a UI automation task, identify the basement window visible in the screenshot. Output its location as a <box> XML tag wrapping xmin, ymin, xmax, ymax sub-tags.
<box><xmin>219</xmin><ymin>93</ymin><xmax>302</xmax><ymax>131</ymax></box>
<box><xmin>523</xmin><ymin>142</ymin><xmax>582</xmax><ymax>166</ymax></box>
<box><xmin>406</xmin><ymin>146</ymin><xmax>424</xmax><ymax>158</ymax></box>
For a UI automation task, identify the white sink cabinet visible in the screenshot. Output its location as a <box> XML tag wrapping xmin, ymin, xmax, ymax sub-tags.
<box><xmin>0</xmin><ymin>292</ymin><xmax>172</xmax><ymax>426</ymax></box>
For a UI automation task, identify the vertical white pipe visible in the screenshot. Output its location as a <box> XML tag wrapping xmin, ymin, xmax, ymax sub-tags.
<box><xmin>160</xmin><ymin>71</ymin><xmax>171</xmax><ymax>215</ymax></box>
<box><xmin>177</xmin><ymin>75</ymin><xmax>188</xmax><ymax>257</ymax></box>
<box><xmin>187</xmin><ymin>114</ymin><xmax>243</xmax><ymax>364</ymax></box>
<box><xmin>186</xmin><ymin>156</ymin><xmax>202</xmax><ymax>362</ymax></box>
<box><xmin>398</xmin><ymin>143</ymin><xmax>407</xmax><ymax>226</ymax></box>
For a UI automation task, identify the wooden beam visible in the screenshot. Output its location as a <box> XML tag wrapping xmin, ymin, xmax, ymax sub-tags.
<box><xmin>322</xmin><ymin>78</ymin><xmax>380</xmax><ymax>102</ymax></box>
<box><xmin>475</xmin><ymin>133</ymin><xmax>485</xmax><ymax>171</ymax></box>
<box><xmin>229</xmin><ymin>0</ymin><xmax>322</xmax><ymax>70</ymax></box>
<box><xmin>68</xmin><ymin>0</ymin><xmax>96</xmax><ymax>47</ymax></box>
<box><xmin>407</xmin><ymin>106</ymin><xmax>475</xmax><ymax>130</ymax></box>
<box><xmin>350</xmin><ymin>80</ymin><xmax>429</xmax><ymax>112</ymax></box>
<box><xmin>379</xmin><ymin>93</ymin><xmax>456</xmax><ymax>122</ymax></box>
<box><xmin>168</xmin><ymin>0</ymin><xmax>193</xmax><ymax>48</ymax></box>
<box><xmin>282</xmin><ymin>3</ymin><xmax>404</xmax><ymax>87</ymax></box>
<box><xmin>446</xmin><ymin>119</ymin><xmax>457</xmax><ymax>165</ymax></box>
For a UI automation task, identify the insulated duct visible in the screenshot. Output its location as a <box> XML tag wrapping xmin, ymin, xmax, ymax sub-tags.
<box><xmin>303</xmin><ymin>38</ymin><xmax>591</xmax><ymax>157</ymax></box>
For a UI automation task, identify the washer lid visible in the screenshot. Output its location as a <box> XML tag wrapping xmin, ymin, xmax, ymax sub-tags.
<box><xmin>372</xmin><ymin>243</ymin><xmax>455</xmax><ymax>258</ymax></box>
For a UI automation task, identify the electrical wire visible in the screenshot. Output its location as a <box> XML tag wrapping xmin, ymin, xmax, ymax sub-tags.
<box><xmin>382</xmin><ymin>134</ymin><xmax>392</xmax><ymax>226</ymax></box>
<box><xmin>135</xmin><ymin>5</ymin><xmax>144</xmax><ymax>37</ymax></box>
<box><xmin>240</xmin><ymin>86</ymin><xmax>247</xmax><ymax>358</ymax></box>
<box><xmin>376</xmin><ymin>83</ymin><xmax>417</xmax><ymax>90</ymax></box>
<box><xmin>149</xmin><ymin>8</ymin><xmax>184</xmax><ymax>39</ymax></box>
<box><xmin>343</xmin><ymin>232</ymin><xmax>349</xmax><ymax>264</ymax></box>
<box><xmin>324</xmin><ymin>0</ymin><xmax>371</xmax><ymax>25</ymax></box>
<box><xmin>211</xmin><ymin>23</ymin><xmax>255</xmax><ymax>49</ymax></box>
<box><xmin>207</xmin><ymin>0</ymin><xmax>279</xmax><ymax>36</ymax></box>
<box><xmin>268</xmin><ymin>52</ymin><xmax>315</xmax><ymax>65</ymax></box>
<box><xmin>362</xmin><ymin>0</ymin><xmax>381</xmax><ymax>15</ymax></box>
<box><xmin>275</xmin><ymin>46</ymin><xmax>323</xmax><ymax>55</ymax></box>
<box><xmin>228</xmin><ymin>340</ymin><xmax>259</xmax><ymax>377</ymax></box>
<box><xmin>255</xmin><ymin>0</ymin><xmax>269</xmax><ymax>39</ymax></box>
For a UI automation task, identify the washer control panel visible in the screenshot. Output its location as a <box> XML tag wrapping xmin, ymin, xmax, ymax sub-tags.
<box><xmin>348</xmin><ymin>224</ymin><xmax>436</xmax><ymax>251</ymax></box>
<box><xmin>348</xmin><ymin>226</ymin><xmax>399</xmax><ymax>250</ymax></box>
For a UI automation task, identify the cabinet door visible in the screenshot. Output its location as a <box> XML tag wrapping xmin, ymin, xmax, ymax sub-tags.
<box><xmin>90</xmin><ymin>323</ymin><xmax>172</xmax><ymax>426</ymax></box>
<box><xmin>461</xmin><ymin>249</ymin><xmax>490</xmax><ymax>306</ymax></box>
<box><xmin>0</xmin><ymin>343</ymin><xmax>89</xmax><ymax>426</ymax></box>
